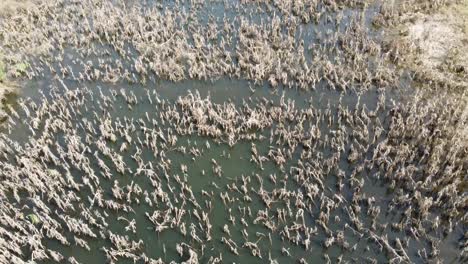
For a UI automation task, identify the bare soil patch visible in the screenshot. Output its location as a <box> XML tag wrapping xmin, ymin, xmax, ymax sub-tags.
<box><xmin>402</xmin><ymin>1</ymin><xmax>468</xmax><ymax>87</ymax></box>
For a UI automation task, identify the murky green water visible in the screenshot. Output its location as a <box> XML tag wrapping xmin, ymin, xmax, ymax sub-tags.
<box><xmin>0</xmin><ymin>77</ymin><xmax>457</xmax><ymax>264</ymax></box>
<box><xmin>0</xmin><ymin>1</ymin><xmax>464</xmax><ymax>264</ymax></box>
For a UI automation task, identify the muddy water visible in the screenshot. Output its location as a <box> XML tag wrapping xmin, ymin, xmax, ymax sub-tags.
<box><xmin>0</xmin><ymin>1</ymin><xmax>463</xmax><ymax>264</ymax></box>
<box><xmin>0</xmin><ymin>77</ymin><xmax>430</xmax><ymax>264</ymax></box>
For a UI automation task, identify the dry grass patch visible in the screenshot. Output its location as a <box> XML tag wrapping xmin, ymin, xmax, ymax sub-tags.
<box><xmin>401</xmin><ymin>1</ymin><xmax>468</xmax><ymax>88</ymax></box>
<box><xmin>0</xmin><ymin>0</ymin><xmax>39</xmax><ymax>17</ymax></box>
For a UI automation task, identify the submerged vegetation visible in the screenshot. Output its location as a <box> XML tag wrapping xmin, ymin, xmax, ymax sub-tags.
<box><xmin>0</xmin><ymin>0</ymin><xmax>466</xmax><ymax>263</ymax></box>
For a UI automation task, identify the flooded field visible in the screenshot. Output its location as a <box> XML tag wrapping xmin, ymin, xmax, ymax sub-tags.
<box><xmin>0</xmin><ymin>0</ymin><xmax>466</xmax><ymax>264</ymax></box>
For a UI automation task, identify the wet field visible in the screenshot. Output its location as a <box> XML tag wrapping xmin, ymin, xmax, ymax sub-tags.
<box><xmin>0</xmin><ymin>1</ymin><xmax>466</xmax><ymax>264</ymax></box>
<box><xmin>1</xmin><ymin>78</ymin><xmax>462</xmax><ymax>263</ymax></box>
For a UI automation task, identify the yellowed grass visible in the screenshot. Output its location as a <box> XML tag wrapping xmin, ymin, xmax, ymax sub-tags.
<box><xmin>401</xmin><ymin>1</ymin><xmax>468</xmax><ymax>88</ymax></box>
<box><xmin>0</xmin><ymin>0</ymin><xmax>38</xmax><ymax>17</ymax></box>
<box><xmin>459</xmin><ymin>2</ymin><xmax>468</xmax><ymax>34</ymax></box>
<box><xmin>442</xmin><ymin>1</ymin><xmax>468</xmax><ymax>33</ymax></box>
